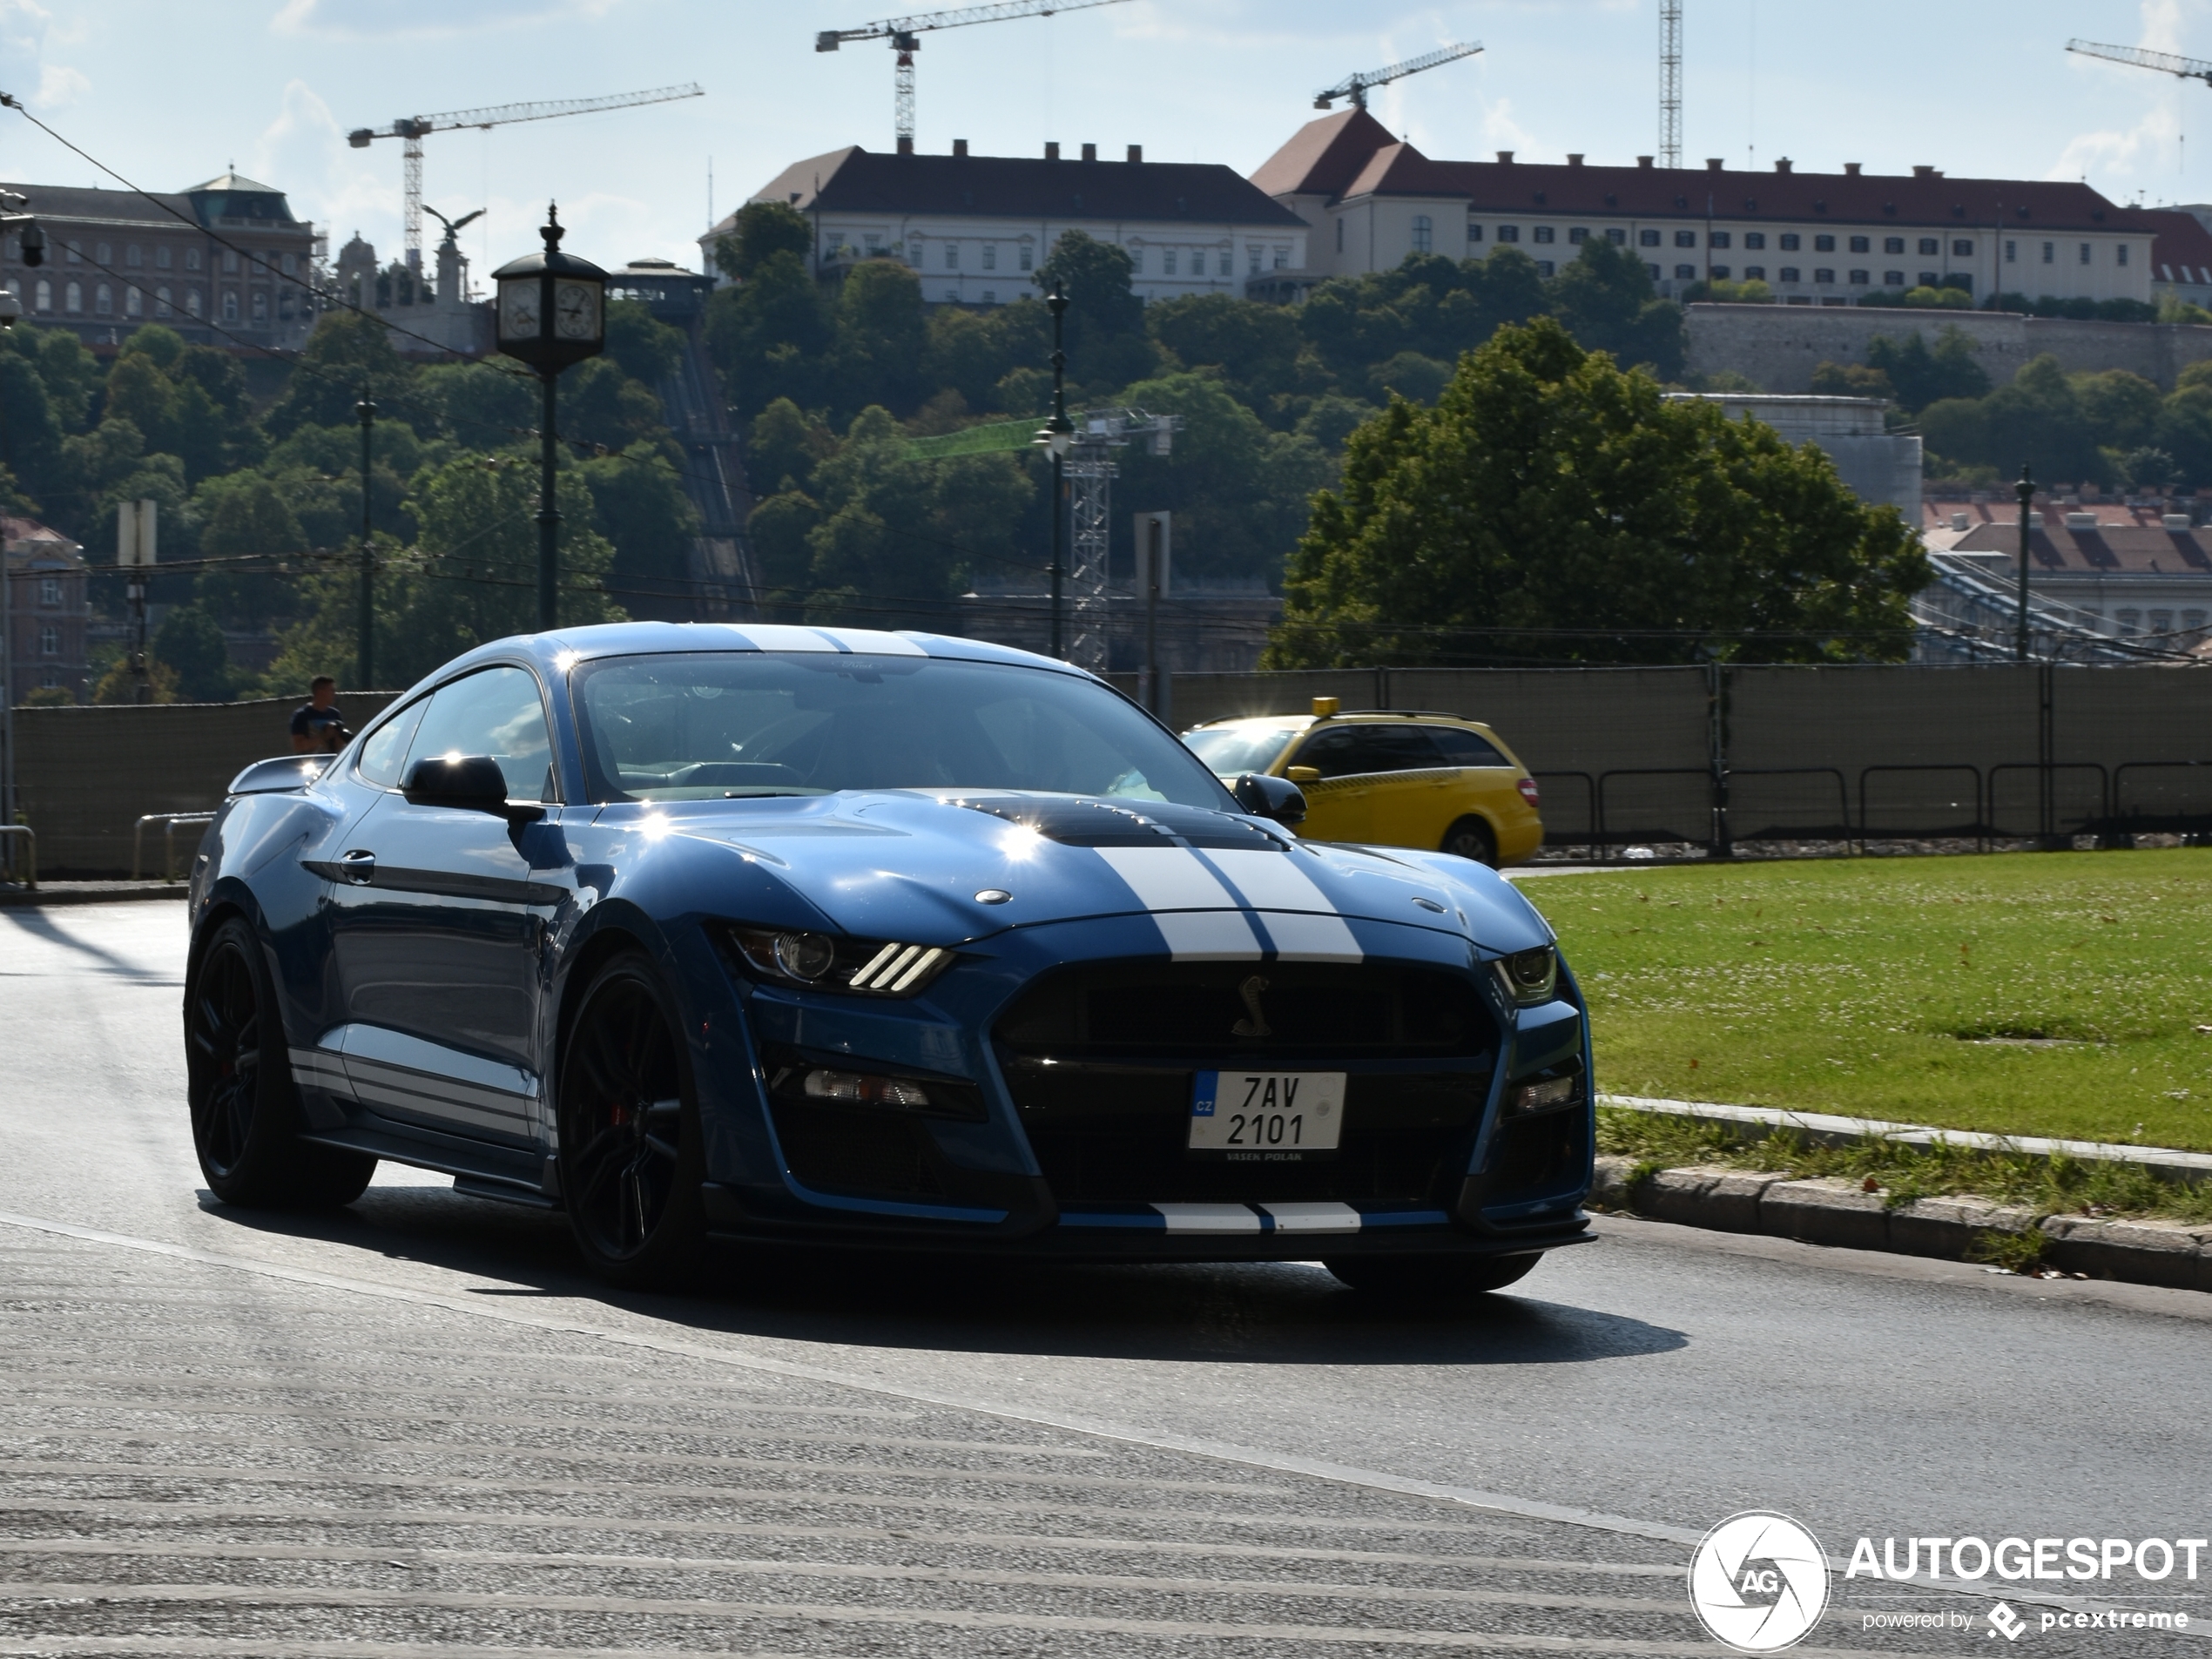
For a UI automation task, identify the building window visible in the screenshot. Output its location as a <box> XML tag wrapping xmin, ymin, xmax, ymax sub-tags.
<box><xmin>1947</xmin><ymin>273</ymin><xmax>1973</xmax><ymax>294</ymax></box>
<box><xmin>1217</xmin><ymin>251</ymin><xmax>1231</xmax><ymax>276</ymax></box>
<box><xmin>155</xmin><ymin>285</ymin><xmax>171</xmax><ymax>317</ymax></box>
<box><xmin>1605</xmin><ymin>226</ymin><xmax>1626</xmax><ymax>244</ymax></box>
<box><xmin>1640</xmin><ymin>228</ymin><xmax>1660</xmax><ymax>246</ymax></box>
<box><xmin>2184</xmin><ymin>609</ymin><xmax>2208</xmax><ymax>633</ymax></box>
<box><xmin>1536</xmin><ymin>260</ymin><xmax>1555</xmax><ymax>277</ymax></box>
<box><xmin>1814</xmin><ymin>267</ymin><xmax>1835</xmax><ymax>284</ymax></box>
<box><xmin>2006</xmin><ymin>240</ymin><xmax>2017</xmax><ymax>263</ymax></box>
<box><xmin>282</xmin><ymin>252</ymin><xmax>297</xmax><ymax>275</ymax></box>
<box><xmin>125</xmin><ymin>243</ymin><xmax>143</xmax><ymax>266</ymax></box>
<box><xmin>251</xmin><ymin>289</ymin><xmax>269</xmax><ymax>322</ymax></box>
<box><xmin>1884</xmin><ymin>237</ymin><xmax>1905</xmax><ymax>254</ymax></box>
<box><xmin>1464</xmin><ymin>221</ymin><xmax>1482</xmax><ymax>244</ymax></box>
<box><xmin>2152</xmin><ymin>609</ymin><xmax>2175</xmax><ymax>635</ymax></box>
<box><xmin>1646</xmin><ymin>263</ymin><xmax>1662</xmax><ymax>279</ymax></box>
<box><xmin>157</xmin><ymin>246</ymin><xmax>173</xmax><ymax>269</ymax></box>
<box><xmin>1919</xmin><ymin>271</ymin><xmax>1939</xmax><ymax>287</ymax></box>
<box><xmin>1533</xmin><ymin>225</ymin><xmax>1554</xmax><ymax>244</ymax></box>
<box><xmin>221</xmin><ymin>249</ymin><xmax>238</xmax><ymax>273</ymax></box>
<box><xmin>38</xmin><ymin>577</ymin><xmax>59</xmax><ymax>607</ymax></box>
<box><xmin>221</xmin><ymin>289</ymin><xmax>238</xmax><ymax>321</ymax></box>
<box><xmin>1273</xmin><ymin>246</ymin><xmax>1289</xmax><ymax>269</ymax></box>
<box><xmin>1411</xmin><ymin>213</ymin><xmax>1433</xmax><ymax>253</ymax></box>
<box><xmin>64</xmin><ymin>242</ymin><xmax>79</xmax><ymax>264</ymax></box>
<box><xmin>184</xmin><ymin>247</ymin><xmax>199</xmax><ymax>271</ymax></box>
<box><xmin>2118</xmin><ymin>244</ymin><xmax>2130</xmax><ymax>266</ymax></box>
<box><xmin>1675</xmin><ymin>263</ymin><xmax>1696</xmax><ymax>280</ymax></box>
<box><xmin>1848</xmin><ymin>235</ymin><xmax>1869</xmax><ymax>253</ymax></box>
<box><xmin>63</xmin><ymin>281</ymin><xmax>81</xmax><ymax>313</ymax></box>
<box><xmin>1019</xmin><ymin>245</ymin><xmax>1034</xmax><ymax>271</ymax></box>
<box><xmin>1247</xmin><ymin>245</ymin><xmax>1260</xmax><ymax>274</ymax></box>
<box><xmin>1848</xmin><ymin>268</ymin><xmax>1870</xmax><ymax>285</ymax></box>
<box><xmin>2</xmin><ymin>234</ymin><xmax>14</xmax><ymax>259</ymax></box>
<box><xmin>1568</xmin><ymin>226</ymin><xmax>1588</xmax><ymax>244</ymax></box>
<box><xmin>96</xmin><ymin>240</ymin><xmax>111</xmax><ymax>265</ymax></box>
<box><xmin>2042</xmin><ymin>241</ymin><xmax>2054</xmax><ymax>263</ymax></box>
<box><xmin>1780</xmin><ymin>233</ymin><xmax>1801</xmax><ymax>251</ymax></box>
<box><xmin>1710</xmin><ymin>231</ymin><xmax>1732</xmax><ymax>249</ymax></box>
<box><xmin>1743</xmin><ymin>265</ymin><xmax>1766</xmax><ymax>280</ymax></box>
<box><xmin>188</xmin><ymin>288</ymin><xmax>204</xmax><ymax>317</ymax></box>
<box><xmin>1497</xmin><ymin>225</ymin><xmax>1520</xmax><ymax>243</ymax></box>
<box><xmin>1675</xmin><ymin>229</ymin><xmax>1696</xmax><ymax>247</ymax></box>
<box><xmin>1778</xmin><ymin>266</ymin><xmax>1800</xmax><ymax>283</ymax></box>
<box><xmin>1161</xmin><ymin>247</ymin><xmax>1176</xmax><ymax>275</ymax></box>
<box><xmin>2080</xmin><ymin>242</ymin><xmax>2092</xmax><ymax>264</ymax></box>
<box><xmin>1814</xmin><ymin>234</ymin><xmax>1836</xmax><ymax>252</ymax></box>
<box><xmin>1919</xmin><ymin>238</ymin><xmax>1939</xmax><ymax>256</ymax></box>
<box><xmin>38</xmin><ymin>624</ymin><xmax>57</xmax><ymax>657</ymax></box>
<box><xmin>2116</xmin><ymin>609</ymin><xmax>2141</xmax><ymax>637</ymax></box>
<box><xmin>94</xmin><ymin>283</ymin><xmax>111</xmax><ymax>314</ymax></box>
<box><xmin>1710</xmin><ymin>264</ymin><xmax>1730</xmax><ymax>280</ymax></box>
<box><xmin>1952</xmin><ymin>239</ymin><xmax>1974</xmax><ymax>258</ymax></box>
<box><xmin>1885</xmin><ymin>270</ymin><xmax>1905</xmax><ymax>287</ymax></box>
<box><xmin>32</xmin><ymin>279</ymin><xmax>50</xmax><ymax>312</ymax></box>
<box><xmin>1130</xmin><ymin>247</ymin><xmax>1143</xmax><ymax>273</ymax></box>
<box><xmin>978</xmin><ymin>243</ymin><xmax>995</xmax><ymax>271</ymax></box>
<box><xmin>944</xmin><ymin>244</ymin><xmax>958</xmax><ymax>269</ymax></box>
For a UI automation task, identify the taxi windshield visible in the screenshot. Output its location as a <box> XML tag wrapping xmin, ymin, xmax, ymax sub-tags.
<box><xmin>1182</xmin><ymin>723</ymin><xmax>1301</xmax><ymax>778</ymax></box>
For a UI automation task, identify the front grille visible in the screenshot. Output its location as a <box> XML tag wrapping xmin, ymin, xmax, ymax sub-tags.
<box><xmin>996</xmin><ymin>961</ymin><xmax>1498</xmax><ymax>1208</ymax></box>
<box><xmin>1486</xmin><ymin>1108</ymin><xmax>1590</xmax><ymax>1199</ymax></box>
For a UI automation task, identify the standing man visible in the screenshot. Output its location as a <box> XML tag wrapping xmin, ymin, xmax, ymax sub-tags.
<box><xmin>289</xmin><ymin>676</ymin><xmax>350</xmax><ymax>754</ymax></box>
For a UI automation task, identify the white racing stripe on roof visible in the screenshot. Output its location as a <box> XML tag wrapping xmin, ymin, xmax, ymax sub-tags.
<box><xmin>1096</xmin><ymin>846</ymin><xmax>1263</xmax><ymax>960</ymax></box>
<box><xmin>1204</xmin><ymin>848</ymin><xmax>1363</xmax><ymax>961</ymax></box>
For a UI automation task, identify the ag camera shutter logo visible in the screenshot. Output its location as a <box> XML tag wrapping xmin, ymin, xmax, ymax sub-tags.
<box><xmin>1689</xmin><ymin>1511</ymin><xmax>1831</xmax><ymax>1652</ymax></box>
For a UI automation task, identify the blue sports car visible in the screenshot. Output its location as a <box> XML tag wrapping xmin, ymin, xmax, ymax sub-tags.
<box><xmin>185</xmin><ymin>624</ymin><xmax>1593</xmax><ymax>1292</ymax></box>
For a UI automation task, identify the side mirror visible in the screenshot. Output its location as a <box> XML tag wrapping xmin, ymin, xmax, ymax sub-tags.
<box><xmin>402</xmin><ymin>754</ymin><xmax>543</xmax><ymax>822</ymax></box>
<box><xmin>1286</xmin><ymin>765</ymin><xmax>1321</xmax><ymax>784</ymax></box>
<box><xmin>1232</xmin><ymin>772</ymin><xmax>1307</xmax><ymax>829</ymax></box>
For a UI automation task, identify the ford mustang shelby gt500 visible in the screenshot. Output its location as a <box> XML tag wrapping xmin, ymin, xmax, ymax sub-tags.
<box><xmin>185</xmin><ymin>624</ymin><xmax>1594</xmax><ymax>1291</ymax></box>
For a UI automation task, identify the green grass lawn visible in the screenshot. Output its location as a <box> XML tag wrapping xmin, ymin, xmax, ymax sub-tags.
<box><xmin>1518</xmin><ymin>849</ymin><xmax>2212</xmax><ymax>1150</ymax></box>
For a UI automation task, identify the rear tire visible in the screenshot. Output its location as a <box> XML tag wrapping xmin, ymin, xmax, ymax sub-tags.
<box><xmin>557</xmin><ymin>951</ymin><xmax>706</xmax><ymax>1287</ymax></box>
<box><xmin>1440</xmin><ymin>817</ymin><xmax>1498</xmax><ymax>867</ymax></box>
<box><xmin>185</xmin><ymin>916</ymin><xmax>376</xmax><ymax>1208</ymax></box>
<box><xmin>1324</xmin><ymin>1252</ymin><xmax>1541</xmax><ymax>1298</ymax></box>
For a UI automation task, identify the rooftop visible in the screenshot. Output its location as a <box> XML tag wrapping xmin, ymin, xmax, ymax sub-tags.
<box><xmin>2147</xmin><ymin>208</ymin><xmax>2212</xmax><ymax>286</ymax></box>
<box><xmin>0</xmin><ymin>177</ymin><xmax>307</xmax><ymax>234</ymax></box>
<box><xmin>1925</xmin><ymin>500</ymin><xmax>2212</xmax><ymax>576</ymax></box>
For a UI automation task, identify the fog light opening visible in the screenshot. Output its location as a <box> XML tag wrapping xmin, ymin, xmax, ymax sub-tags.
<box><xmin>803</xmin><ymin>1068</ymin><xmax>933</xmax><ymax>1109</ymax></box>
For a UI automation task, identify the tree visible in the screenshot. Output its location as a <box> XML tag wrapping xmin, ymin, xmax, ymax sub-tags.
<box><xmin>747</xmin><ymin>397</ymin><xmax>835</xmax><ymax>495</ymax></box>
<box><xmin>705</xmin><ymin>249</ymin><xmax>831</xmax><ymax>418</ymax></box>
<box><xmin>1810</xmin><ymin>361</ymin><xmax>1896</xmax><ymax>400</ymax></box>
<box><xmin>193</xmin><ymin>472</ymin><xmax>308</xmax><ymax>628</ymax></box>
<box><xmin>1547</xmin><ymin>236</ymin><xmax>1685</xmax><ymax>378</ymax></box>
<box><xmin>1147</xmin><ymin>293</ymin><xmax>1303</xmax><ymax>402</ymax></box>
<box><xmin>1864</xmin><ymin>326</ymin><xmax>1989</xmax><ymax>414</ymax></box>
<box><xmin>1919</xmin><ymin>355</ymin><xmax>2104</xmax><ymax>486</ymax></box>
<box><xmin>1269</xmin><ymin>318</ymin><xmax>1929</xmax><ymax>667</ymax></box>
<box><xmin>1035</xmin><ymin>230</ymin><xmax>1155</xmax><ymax>388</ymax></box>
<box><xmin>264</xmin><ymin>312</ymin><xmax>418</xmax><ymax>438</ymax></box>
<box><xmin>711</xmin><ymin>200</ymin><xmax>813</xmax><ymax>282</ymax></box>
<box><xmin>580</xmin><ymin>447</ymin><xmax>701</xmax><ymax>617</ymax></box>
<box><xmin>561</xmin><ymin>357</ymin><xmax>668</xmax><ymax>454</ymax></box>
<box><xmin>152</xmin><ymin>604</ymin><xmax>234</xmax><ymax>702</ymax></box>
<box><xmin>828</xmin><ymin>258</ymin><xmax>927</xmax><ymax>415</ymax></box>
<box><xmin>604</xmin><ymin>299</ymin><xmax>686</xmax><ymax>386</ymax></box>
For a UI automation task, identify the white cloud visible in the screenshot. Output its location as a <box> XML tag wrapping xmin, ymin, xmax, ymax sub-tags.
<box><xmin>2052</xmin><ymin>0</ymin><xmax>2200</xmax><ymax>189</ymax></box>
<box><xmin>271</xmin><ymin>0</ymin><xmax>622</xmax><ymax>41</ymax></box>
<box><xmin>30</xmin><ymin>62</ymin><xmax>84</xmax><ymax>107</ymax></box>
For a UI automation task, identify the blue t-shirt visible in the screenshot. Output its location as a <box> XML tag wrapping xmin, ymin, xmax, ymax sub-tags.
<box><xmin>291</xmin><ymin>701</ymin><xmax>346</xmax><ymax>746</ymax></box>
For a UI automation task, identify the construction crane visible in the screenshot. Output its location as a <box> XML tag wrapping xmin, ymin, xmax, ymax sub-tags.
<box><xmin>2067</xmin><ymin>37</ymin><xmax>2212</xmax><ymax>85</ymax></box>
<box><xmin>817</xmin><ymin>0</ymin><xmax>1133</xmax><ymax>152</ymax></box>
<box><xmin>1659</xmin><ymin>0</ymin><xmax>1683</xmax><ymax>168</ymax></box>
<box><xmin>349</xmin><ymin>84</ymin><xmax>703</xmax><ymax>271</ymax></box>
<box><xmin>1312</xmin><ymin>41</ymin><xmax>1482</xmax><ymax>111</ymax></box>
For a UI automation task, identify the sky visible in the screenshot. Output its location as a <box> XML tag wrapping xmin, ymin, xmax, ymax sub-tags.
<box><xmin>3</xmin><ymin>1</ymin><xmax>2212</xmax><ymax>288</ymax></box>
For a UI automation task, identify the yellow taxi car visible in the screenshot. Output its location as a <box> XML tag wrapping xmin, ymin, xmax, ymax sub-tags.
<box><xmin>1182</xmin><ymin>698</ymin><xmax>1545</xmax><ymax>867</ymax></box>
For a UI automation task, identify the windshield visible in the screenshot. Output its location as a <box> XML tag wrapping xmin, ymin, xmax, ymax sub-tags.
<box><xmin>571</xmin><ymin>651</ymin><xmax>1234</xmax><ymax>810</ymax></box>
<box><xmin>1182</xmin><ymin>723</ymin><xmax>1301</xmax><ymax>778</ymax></box>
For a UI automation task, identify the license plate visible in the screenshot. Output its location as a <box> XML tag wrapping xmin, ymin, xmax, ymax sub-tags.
<box><xmin>1189</xmin><ymin>1070</ymin><xmax>1345</xmax><ymax>1156</ymax></box>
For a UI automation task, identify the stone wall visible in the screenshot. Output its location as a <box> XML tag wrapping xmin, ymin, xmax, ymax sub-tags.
<box><xmin>1686</xmin><ymin>304</ymin><xmax>2212</xmax><ymax>393</ymax></box>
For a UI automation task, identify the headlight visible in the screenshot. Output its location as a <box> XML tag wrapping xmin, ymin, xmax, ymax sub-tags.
<box><xmin>1505</xmin><ymin>1069</ymin><xmax>1584</xmax><ymax>1116</ymax></box>
<box><xmin>728</xmin><ymin>926</ymin><xmax>955</xmax><ymax>997</ymax></box>
<box><xmin>1494</xmin><ymin>945</ymin><xmax>1558</xmax><ymax>1006</ymax></box>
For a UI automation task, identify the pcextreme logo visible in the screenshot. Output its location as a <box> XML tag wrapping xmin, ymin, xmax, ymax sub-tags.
<box><xmin>1688</xmin><ymin>1511</ymin><xmax>1832</xmax><ymax>1653</ymax></box>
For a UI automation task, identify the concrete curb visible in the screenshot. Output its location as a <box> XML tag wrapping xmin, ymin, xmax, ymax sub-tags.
<box><xmin>1593</xmin><ymin>1156</ymin><xmax>2212</xmax><ymax>1291</ymax></box>
<box><xmin>0</xmin><ymin>881</ymin><xmax>188</xmax><ymax>907</ymax></box>
<box><xmin>1601</xmin><ymin>1093</ymin><xmax>2212</xmax><ymax>1186</ymax></box>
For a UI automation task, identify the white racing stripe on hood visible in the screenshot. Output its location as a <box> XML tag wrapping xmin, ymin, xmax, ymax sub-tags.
<box><xmin>1095</xmin><ymin>846</ymin><xmax>1261</xmax><ymax>960</ymax></box>
<box><xmin>1204</xmin><ymin>848</ymin><xmax>1362</xmax><ymax>962</ymax></box>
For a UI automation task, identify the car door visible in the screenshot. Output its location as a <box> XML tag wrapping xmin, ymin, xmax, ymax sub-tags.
<box><xmin>1354</xmin><ymin>724</ymin><xmax>1459</xmax><ymax>848</ymax></box>
<box><xmin>1282</xmin><ymin>724</ymin><xmax>1386</xmax><ymax>841</ymax></box>
<box><xmin>320</xmin><ymin>664</ymin><xmax>567</xmax><ymax>1147</ymax></box>
<box><xmin>1410</xmin><ymin>723</ymin><xmax>1511</xmax><ymax>846</ymax></box>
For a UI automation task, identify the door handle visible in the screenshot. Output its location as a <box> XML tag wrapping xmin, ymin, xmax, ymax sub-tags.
<box><xmin>338</xmin><ymin>849</ymin><xmax>377</xmax><ymax>886</ymax></box>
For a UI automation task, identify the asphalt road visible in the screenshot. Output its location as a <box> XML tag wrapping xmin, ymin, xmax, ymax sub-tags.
<box><xmin>2</xmin><ymin>900</ymin><xmax>2208</xmax><ymax>1657</ymax></box>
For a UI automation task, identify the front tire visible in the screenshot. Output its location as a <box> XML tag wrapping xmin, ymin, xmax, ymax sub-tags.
<box><xmin>1441</xmin><ymin>817</ymin><xmax>1498</xmax><ymax>867</ymax></box>
<box><xmin>185</xmin><ymin>916</ymin><xmax>375</xmax><ymax>1208</ymax></box>
<box><xmin>557</xmin><ymin>951</ymin><xmax>706</xmax><ymax>1287</ymax></box>
<box><xmin>1324</xmin><ymin>1252</ymin><xmax>1541</xmax><ymax>1298</ymax></box>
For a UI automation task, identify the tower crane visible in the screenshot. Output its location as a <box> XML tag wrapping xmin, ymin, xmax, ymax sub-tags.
<box><xmin>1312</xmin><ymin>41</ymin><xmax>1482</xmax><ymax>111</ymax></box>
<box><xmin>816</xmin><ymin>0</ymin><xmax>1133</xmax><ymax>152</ymax></box>
<box><xmin>2067</xmin><ymin>38</ymin><xmax>2212</xmax><ymax>85</ymax></box>
<box><xmin>349</xmin><ymin>84</ymin><xmax>703</xmax><ymax>271</ymax></box>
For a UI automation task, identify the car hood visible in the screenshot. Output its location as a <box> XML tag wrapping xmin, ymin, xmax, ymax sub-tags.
<box><xmin>631</xmin><ymin>790</ymin><xmax>1554</xmax><ymax>957</ymax></box>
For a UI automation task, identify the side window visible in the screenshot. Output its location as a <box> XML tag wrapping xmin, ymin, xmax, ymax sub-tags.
<box><xmin>1359</xmin><ymin>725</ymin><xmax>1447</xmax><ymax>773</ymax></box>
<box><xmin>405</xmin><ymin>666</ymin><xmax>556</xmax><ymax>801</ymax></box>
<box><xmin>1291</xmin><ymin>725</ymin><xmax>1372</xmax><ymax>779</ymax></box>
<box><xmin>1295</xmin><ymin>725</ymin><xmax>1436</xmax><ymax>778</ymax></box>
<box><xmin>1425</xmin><ymin>725</ymin><xmax>1508</xmax><ymax>767</ymax></box>
<box><xmin>355</xmin><ymin>698</ymin><xmax>429</xmax><ymax>787</ymax></box>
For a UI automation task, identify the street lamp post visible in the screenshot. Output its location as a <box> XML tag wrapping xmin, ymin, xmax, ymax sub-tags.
<box><xmin>492</xmin><ymin>205</ymin><xmax>606</xmax><ymax>632</ymax></box>
<box><xmin>356</xmin><ymin>392</ymin><xmax>375</xmax><ymax>689</ymax></box>
<box><xmin>1034</xmin><ymin>282</ymin><xmax>1074</xmax><ymax>660</ymax></box>
<box><xmin>2014</xmin><ymin>463</ymin><xmax>2035</xmax><ymax>663</ymax></box>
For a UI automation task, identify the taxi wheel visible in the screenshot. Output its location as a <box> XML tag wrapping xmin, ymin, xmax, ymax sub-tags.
<box><xmin>1323</xmin><ymin>1252</ymin><xmax>1541</xmax><ymax>1298</ymax></box>
<box><xmin>557</xmin><ymin>951</ymin><xmax>706</xmax><ymax>1287</ymax></box>
<box><xmin>186</xmin><ymin>917</ymin><xmax>376</xmax><ymax>1209</ymax></box>
<box><xmin>1440</xmin><ymin>817</ymin><xmax>1498</xmax><ymax>867</ymax></box>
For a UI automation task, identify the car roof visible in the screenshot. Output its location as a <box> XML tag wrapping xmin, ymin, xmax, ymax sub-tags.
<box><xmin>423</xmin><ymin>622</ymin><xmax>1093</xmax><ymax>686</ymax></box>
<box><xmin>1196</xmin><ymin>710</ymin><xmax>1497</xmax><ymax>730</ymax></box>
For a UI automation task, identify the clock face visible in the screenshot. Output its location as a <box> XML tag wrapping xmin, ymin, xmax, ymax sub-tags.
<box><xmin>498</xmin><ymin>279</ymin><xmax>539</xmax><ymax>340</ymax></box>
<box><xmin>554</xmin><ymin>280</ymin><xmax>601</xmax><ymax>341</ymax></box>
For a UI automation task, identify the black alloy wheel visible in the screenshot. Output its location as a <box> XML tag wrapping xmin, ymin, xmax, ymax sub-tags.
<box><xmin>558</xmin><ymin>952</ymin><xmax>705</xmax><ymax>1285</ymax></box>
<box><xmin>186</xmin><ymin>916</ymin><xmax>374</xmax><ymax>1207</ymax></box>
<box><xmin>1323</xmin><ymin>1251</ymin><xmax>1542</xmax><ymax>1299</ymax></box>
<box><xmin>1441</xmin><ymin>817</ymin><xmax>1499</xmax><ymax>867</ymax></box>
